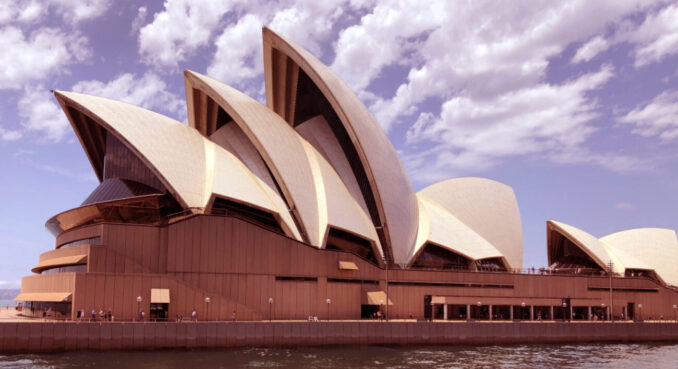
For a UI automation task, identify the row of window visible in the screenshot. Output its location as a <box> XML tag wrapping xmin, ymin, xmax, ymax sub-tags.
<box><xmin>41</xmin><ymin>264</ymin><xmax>87</xmax><ymax>274</ymax></box>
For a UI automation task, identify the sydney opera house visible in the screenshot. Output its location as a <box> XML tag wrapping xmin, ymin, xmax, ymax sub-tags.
<box><xmin>15</xmin><ymin>28</ymin><xmax>678</xmax><ymax>322</ymax></box>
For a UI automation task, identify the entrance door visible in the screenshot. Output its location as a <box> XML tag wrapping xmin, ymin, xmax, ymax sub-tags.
<box><xmin>627</xmin><ymin>302</ymin><xmax>635</xmax><ymax>320</ymax></box>
<box><xmin>150</xmin><ymin>303</ymin><xmax>168</xmax><ymax>321</ymax></box>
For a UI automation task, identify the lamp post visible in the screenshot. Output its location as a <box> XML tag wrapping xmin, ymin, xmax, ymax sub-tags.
<box><xmin>380</xmin><ymin>299</ymin><xmax>384</xmax><ymax>321</ymax></box>
<box><xmin>562</xmin><ymin>301</ymin><xmax>567</xmax><ymax>322</ymax></box>
<box><xmin>268</xmin><ymin>297</ymin><xmax>273</xmax><ymax>322</ymax></box>
<box><xmin>326</xmin><ymin>298</ymin><xmax>331</xmax><ymax>322</ymax></box>
<box><xmin>477</xmin><ymin>301</ymin><xmax>482</xmax><ymax>320</ymax></box>
<box><xmin>601</xmin><ymin>303</ymin><xmax>606</xmax><ymax>321</ymax></box>
<box><xmin>673</xmin><ymin>304</ymin><xmax>677</xmax><ymax>322</ymax></box>
<box><xmin>638</xmin><ymin>303</ymin><xmax>643</xmax><ymax>321</ymax></box>
<box><xmin>521</xmin><ymin>302</ymin><xmax>526</xmax><ymax>320</ymax></box>
<box><xmin>204</xmin><ymin>297</ymin><xmax>211</xmax><ymax>321</ymax></box>
<box><xmin>137</xmin><ymin>296</ymin><xmax>142</xmax><ymax>321</ymax></box>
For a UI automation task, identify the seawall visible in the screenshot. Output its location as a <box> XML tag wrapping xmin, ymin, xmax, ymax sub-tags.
<box><xmin>1</xmin><ymin>321</ymin><xmax>678</xmax><ymax>353</ymax></box>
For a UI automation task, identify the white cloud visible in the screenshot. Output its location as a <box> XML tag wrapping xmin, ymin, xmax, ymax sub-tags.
<box><xmin>130</xmin><ymin>6</ymin><xmax>147</xmax><ymax>35</ymax></box>
<box><xmin>0</xmin><ymin>27</ymin><xmax>90</xmax><ymax>90</ymax></box>
<box><xmin>615</xmin><ymin>202</ymin><xmax>634</xmax><ymax>210</ymax></box>
<box><xmin>404</xmin><ymin>65</ymin><xmax>618</xmax><ymax>183</ymax></box>
<box><xmin>572</xmin><ymin>36</ymin><xmax>611</xmax><ymax>63</ymax></box>
<box><xmin>0</xmin><ymin>127</ymin><xmax>22</xmax><ymax>141</ymax></box>
<box><xmin>207</xmin><ymin>14</ymin><xmax>264</xmax><ymax>88</ymax></box>
<box><xmin>618</xmin><ymin>90</ymin><xmax>678</xmax><ymax>140</ymax></box>
<box><xmin>623</xmin><ymin>4</ymin><xmax>678</xmax><ymax>67</ymax></box>
<box><xmin>337</xmin><ymin>1</ymin><xmax>655</xmax><ymax>131</ymax></box>
<box><xmin>72</xmin><ymin>72</ymin><xmax>185</xmax><ymax>119</ymax></box>
<box><xmin>0</xmin><ymin>0</ymin><xmax>110</xmax><ymax>25</ymax></box>
<box><xmin>18</xmin><ymin>87</ymin><xmax>71</xmax><ymax>142</ymax></box>
<box><xmin>138</xmin><ymin>0</ymin><xmax>234</xmax><ymax>68</ymax></box>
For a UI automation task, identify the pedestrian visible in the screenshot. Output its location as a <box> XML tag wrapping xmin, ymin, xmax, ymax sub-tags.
<box><xmin>231</xmin><ymin>311</ymin><xmax>236</xmax><ymax>322</ymax></box>
<box><xmin>99</xmin><ymin>309</ymin><xmax>105</xmax><ymax>321</ymax></box>
<box><xmin>141</xmin><ymin>310</ymin><xmax>145</xmax><ymax>321</ymax></box>
<box><xmin>192</xmin><ymin>309</ymin><xmax>197</xmax><ymax>322</ymax></box>
<box><xmin>91</xmin><ymin>309</ymin><xmax>96</xmax><ymax>321</ymax></box>
<box><xmin>107</xmin><ymin>308</ymin><xmax>112</xmax><ymax>321</ymax></box>
<box><xmin>138</xmin><ymin>309</ymin><xmax>143</xmax><ymax>322</ymax></box>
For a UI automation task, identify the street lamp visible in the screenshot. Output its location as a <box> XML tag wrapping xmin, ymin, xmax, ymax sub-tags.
<box><xmin>137</xmin><ymin>296</ymin><xmax>142</xmax><ymax>321</ymax></box>
<box><xmin>380</xmin><ymin>299</ymin><xmax>384</xmax><ymax>321</ymax></box>
<box><xmin>204</xmin><ymin>297</ymin><xmax>211</xmax><ymax>321</ymax></box>
<box><xmin>562</xmin><ymin>301</ymin><xmax>568</xmax><ymax>322</ymax></box>
<box><xmin>521</xmin><ymin>302</ymin><xmax>526</xmax><ymax>320</ymax></box>
<box><xmin>268</xmin><ymin>297</ymin><xmax>273</xmax><ymax>322</ymax></box>
<box><xmin>673</xmin><ymin>304</ymin><xmax>677</xmax><ymax>322</ymax></box>
<box><xmin>601</xmin><ymin>303</ymin><xmax>606</xmax><ymax>321</ymax></box>
<box><xmin>326</xmin><ymin>298</ymin><xmax>331</xmax><ymax>322</ymax></box>
<box><xmin>638</xmin><ymin>303</ymin><xmax>643</xmax><ymax>321</ymax></box>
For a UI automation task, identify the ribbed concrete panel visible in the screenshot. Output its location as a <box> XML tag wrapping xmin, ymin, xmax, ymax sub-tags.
<box><xmin>263</xmin><ymin>27</ymin><xmax>418</xmax><ymax>265</ymax></box>
<box><xmin>602</xmin><ymin>228</ymin><xmax>678</xmax><ymax>286</ymax></box>
<box><xmin>295</xmin><ymin>115</ymin><xmax>369</xmax><ymax>216</ymax></box>
<box><xmin>54</xmin><ymin>91</ymin><xmax>207</xmax><ymax>209</ymax></box>
<box><xmin>300</xmin><ymin>140</ymin><xmax>382</xmax><ymax>259</ymax></box>
<box><xmin>210</xmin><ymin>147</ymin><xmax>301</xmax><ymax>241</ymax></box>
<box><xmin>420</xmin><ymin>177</ymin><xmax>523</xmax><ymax>269</ymax></box>
<box><xmin>410</xmin><ymin>194</ymin><xmax>505</xmax><ymax>265</ymax></box>
<box><xmin>210</xmin><ymin>122</ymin><xmax>281</xmax><ymax>197</ymax></box>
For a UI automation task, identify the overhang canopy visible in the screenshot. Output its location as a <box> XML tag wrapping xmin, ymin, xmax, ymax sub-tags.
<box><xmin>31</xmin><ymin>255</ymin><xmax>87</xmax><ymax>273</ymax></box>
<box><xmin>151</xmin><ymin>288</ymin><xmax>170</xmax><ymax>303</ymax></box>
<box><xmin>338</xmin><ymin>261</ymin><xmax>358</xmax><ymax>270</ymax></box>
<box><xmin>14</xmin><ymin>292</ymin><xmax>72</xmax><ymax>302</ymax></box>
<box><xmin>363</xmin><ymin>291</ymin><xmax>393</xmax><ymax>306</ymax></box>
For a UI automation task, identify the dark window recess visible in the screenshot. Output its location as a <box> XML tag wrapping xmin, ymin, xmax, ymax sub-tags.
<box><xmin>41</xmin><ymin>264</ymin><xmax>87</xmax><ymax>274</ymax></box>
<box><xmin>390</xmin><ymin>281</ymin><xmax>513</xmax><ymax>289</ymax></box>
<box><xmin>549</xmin><ymin>232</ymin><xmax>602</xmax><ymax>273</ymax></box>
<box><xmin>275</xmin><ymin>276</ymin><xmax>318</xmax><ymax>282</ymax></box>
<box><xmin>58</xmin><ymin>236</ymin><xmax>101</xmax><ymax>249</ymax></box>
<box><xmin>327</xmin><ymin>278</ymin><xmax>379</xmax><ymax>285</ymax></box>
<box><xmin>81</xmin><ymin>178</ymin><xmax>162</xmax><ymax>206</ymax></box>
<box><xmin>588</xmin><ymin>287</ymin><xmax>658</xmax><ymax>293</ymax></box>
<box><xmin>475</xmin><ymin>258</ymin><xmax>508</xmax><ymax>272</ymax></box>
<box><xmin>212</xmin><ymin>197</ymin><xmax>284</xmax><ymax>235</ymax></box>
<box><xmin>293</xmin><ymin>70</ymin><xmax>387</xmax><ymax>258</ymax></box>
<box><xmin>215</xmin><ymin>105</ymin><xmax>232</xmax><ymax>131</ymax></box>
<box><xmin>102</xmin><ymin>132</ymin><xmax>165</xmax><ymax>192</ymax></box>
<box><xmin>412</xmin><ymin>243</ymin><xmax>471</xmax><ymax>270</ymax></box>
<box><xmin>325</xmin><ymin>227</ymin><xmax>378</xmax><ymax>265</ymax></box>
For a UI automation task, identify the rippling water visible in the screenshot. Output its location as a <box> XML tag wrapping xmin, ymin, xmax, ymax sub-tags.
<box><xmin>1</xmin><ymin>344</ymin><xmax>677</xmax><ymax>368</ymax></box>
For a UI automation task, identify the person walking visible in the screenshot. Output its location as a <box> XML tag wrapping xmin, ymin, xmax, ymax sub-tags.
<box><xmin>192</xmin><ymin>309</ymin><xmax>197</xmax><ymax>322</ymax></box>
<box><xmin>91</xmin><ymin>309</ymin><xmax>96</xmax><ymax>322</ymax></box>
<box><xmin>231</xmin><ymin>311</ymin><xmax>236</xmax><ymax>322</ymax></box>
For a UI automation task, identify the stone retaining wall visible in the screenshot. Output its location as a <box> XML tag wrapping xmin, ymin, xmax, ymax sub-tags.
<box><xmin>1</xmin><ymin>322</ymin><xmax>678</xmax><ymax>353</ymax></box>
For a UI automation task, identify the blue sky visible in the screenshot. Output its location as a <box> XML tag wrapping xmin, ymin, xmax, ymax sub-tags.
<box><xmin>1</xmin><ymin>0</ymin><xmax>677</xmax><ymax>287</ymax></box>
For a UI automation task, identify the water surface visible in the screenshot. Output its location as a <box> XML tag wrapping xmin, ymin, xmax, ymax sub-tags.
<box><xmin>1</xmin><ymin>343</ymin><xmax>676</xmax><ymax>368</ymax></box>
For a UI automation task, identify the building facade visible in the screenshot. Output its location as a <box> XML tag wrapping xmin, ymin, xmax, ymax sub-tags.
<box><xmin>16</xmin><ymin>28</ymin><xmax>678</xmax><ymax>322</ymax></box>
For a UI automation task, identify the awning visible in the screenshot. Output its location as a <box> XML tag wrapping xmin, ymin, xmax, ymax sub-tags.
<box><xmin>338</xmin><ymin>261</ymin><xmax>358</xmax><ymax>270</ymax></box>
<box><xmin>151</xmin><ymin>288</ymin><xmax>170</xmax><ymax>303</ymax></box>
<box><xmin>32</xmin><ymin>254</ymin><xmax>87</xmax><ymax>273</ymax></box>
<box><xmin>364</xmin><ymin>291</ymin><xmax>393</xmax><ymax>305</ymax></box>
<box><xmin>14</xmin><ymin>292</ymin><xmax>72</xmax><ymax>302</ymax></box>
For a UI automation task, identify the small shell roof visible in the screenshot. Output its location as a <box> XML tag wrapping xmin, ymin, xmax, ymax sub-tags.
<box><xmin>419</xmin><ymin>177</ymin><xmax>523</xmax><ymax>269</ymax></box>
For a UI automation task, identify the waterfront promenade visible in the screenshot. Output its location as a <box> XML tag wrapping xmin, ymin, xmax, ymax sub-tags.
<box><xmin>2</xmin><ymin>311</ymin><xmax>678</xmax><ymax>353</ymax></box>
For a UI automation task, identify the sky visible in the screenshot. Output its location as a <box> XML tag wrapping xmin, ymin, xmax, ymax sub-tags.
<box><xmin>1</xmin><ymin>0</ymin><xmax>677</xmax><ymax>288</ymax></box>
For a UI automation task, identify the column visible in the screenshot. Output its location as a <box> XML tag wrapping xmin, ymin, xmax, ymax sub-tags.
<box><xmin>588</xmin><ymin>306</ymin><xmax>592</xmax><ymax>320</ymax></box>
<box><xmin>510</xmin><ymin>306</ymin><xmax>514</xmax><ymax>320</ymax></box>
<box><xmin>489</xmin><ymin>305</ymin><xmax>493</xmax><ymax>321</ymax></box>
<box><xmin>467</xmin><ymin>304</ymin><xmax>471</xmax><ymax>321</ymax></box>
<box><xmin>431</xmin><ymin>303</ymin><xmax>435</xmax><ymax>321</ymax></box>
<box><xmin>550</xmin><ymin>306</ymin><xmax>554</xmax><ymax>320</ymax></box>
<box><xmin>570</xmin><ymin>305</ymin><xmax>574</xmax><ymax>321</ymax></box>
<box><xmin>530</xmin><ymin>306</ymin><xmax>534</xmax><ymax>321</ymax></box>
<box><xmin>443</xmin><ymin>304</ymin><xmax>448</xmax><ymax>320</ymax></box>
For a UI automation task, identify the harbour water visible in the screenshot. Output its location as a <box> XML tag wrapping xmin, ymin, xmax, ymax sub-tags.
<box><xmin>1</xmin><ymin>343</ymin><xmax>677</xmax><ymax>368</ymax></box>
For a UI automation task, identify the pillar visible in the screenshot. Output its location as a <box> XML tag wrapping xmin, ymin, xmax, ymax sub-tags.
<box><xmin>443</xmin><ymin>304</ymin><xmax>448</xmax><ymax>320</ymax></box>
<box><xmin>550</xmin><ymin>306</ymin><xmax>554</xmax><ymax>320</ymax></box>
<box><xmin>570</xmin><ymin>305</ymin><xmax>574</xmax><ymax>321</ymax></box>
<box><xmin>510</xmin><ymin>306</ymin><xmax>514</xmax><ymax>320</ymax></box>
<box><xmin>467</xmin><ymin>304</ymin><xmax>471</xmax><ymax>321</ymax></box>
<box><xmin>489</xmin><ymin>305</ymin><xmax>493</xmax><ymax>321</ymax></box>
<box><xmin>588</xmin><ymin>306</ymin><xmax>592</xmax><ymax>320</ymax></box>
<box><xmin>530</xmin><ymin>306</ymin><xmax>534</xmax><ymax>321</ymax></box>
<box><xmin>431</xmin><ymin>303</ymin><xmax>435</xmax><ymax>321</ymax></box>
